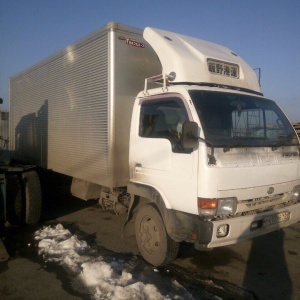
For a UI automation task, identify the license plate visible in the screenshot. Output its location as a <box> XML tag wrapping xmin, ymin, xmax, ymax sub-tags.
<box><xmin>263</xmin><ymin>211</ymin><xmax>290</xmax><ymax>227</ymax></box>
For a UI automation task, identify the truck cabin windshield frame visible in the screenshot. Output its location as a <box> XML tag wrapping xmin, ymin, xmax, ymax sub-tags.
<box><xmin>189</xmin><ymin>90</ymin><xmax>299</xmax><ymax>148</ymax></box>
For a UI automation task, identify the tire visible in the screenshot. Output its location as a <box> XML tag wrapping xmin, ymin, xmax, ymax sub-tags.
<box><xmin>22</xmin><ymin>170</ymin><xmax>42</xmax><ymax>224</ymax></box>
<box><xmin>135</xmin><ymin>204</ymin><xmax>179</xmax><ymax>266</ymax></box>
<box><xmin>6</xmin><ymin>174</ymin><xmax>23</xmax><ymax>225</ymax></box>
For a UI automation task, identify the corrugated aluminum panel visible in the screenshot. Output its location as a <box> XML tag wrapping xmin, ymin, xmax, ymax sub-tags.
<box><xmin>10</xmin><ymin>22</ymin><xmax>162</xmax><ymax>188</ymax></box>
<box><xmin>10</xmin><ymin>32</ymin><xmax>109</xmax><ymax>185</ymax></box>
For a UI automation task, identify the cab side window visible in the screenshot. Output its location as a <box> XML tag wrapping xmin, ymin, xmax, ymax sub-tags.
<box><xmin>139</xmin><ymin>98</ymin><xmax>189</xmax><ymax>152</ymax></box>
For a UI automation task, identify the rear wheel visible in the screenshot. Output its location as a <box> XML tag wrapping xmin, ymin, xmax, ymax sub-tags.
<box><xmin>22</xmin><ymin>170</ymin><xmax>42</xmax><ymax>224</ymax></box>
<box><xmin>6</xmin><ymin>170</ymin><xmax>42</xmax><ymax>225</ymax></box>
<box><xmin>6</xmin><ymin>174</ymin><xmax>23</xmax><ymax>225</ymax></box>
<box><xmin>135</xmin><ymin>204</ymin><xmax>179</xmax><ymax>266</ymax></box>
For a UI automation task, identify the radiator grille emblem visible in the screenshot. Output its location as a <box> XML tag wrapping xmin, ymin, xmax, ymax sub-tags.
<box><xmin>267</xmin><ymin>187</ymin><xmax>274</xmax><ymax>194</ymax></box>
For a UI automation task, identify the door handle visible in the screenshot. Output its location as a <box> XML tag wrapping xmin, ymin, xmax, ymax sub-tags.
<box><xmin>134</xmin><ymin>162</ymin><xmax>142</xmax><ymax>171</ymax></box>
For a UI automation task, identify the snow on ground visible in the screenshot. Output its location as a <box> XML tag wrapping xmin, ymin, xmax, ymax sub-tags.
<box><xmin>34</xmin><ymin>224</ymin><xmax>201</xmax><ymax>300</ymax></box>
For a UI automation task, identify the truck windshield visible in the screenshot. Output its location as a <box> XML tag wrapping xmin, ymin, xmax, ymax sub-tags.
<box><xmin>189</xmin><ymin>90</ymin><xmax>299</xmax><ymax>148</ymax></box>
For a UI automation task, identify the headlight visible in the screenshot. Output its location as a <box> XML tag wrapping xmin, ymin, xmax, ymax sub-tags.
<box><xmin>292</xmin><ymin>185</ymin><xmax>300</xmax><ymax>200</ymax></box>
<box><xmin>217</xmin><ymin>198</ymin><xmax>237</xmax><ymax>215</ymax></box>
<box><xmin>198</xmin><ymin>197</ymin><xmax>237</xmax><ymax>218</ymax></box>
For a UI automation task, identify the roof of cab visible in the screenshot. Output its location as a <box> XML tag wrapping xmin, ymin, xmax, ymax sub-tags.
<box><xmin>143</xmin><ymin>27</ymin><xmax>261</xmax><ymax>94</ymax></box>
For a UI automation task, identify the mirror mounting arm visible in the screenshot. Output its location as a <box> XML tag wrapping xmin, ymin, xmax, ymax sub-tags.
<box><xmin>182</xmin><ymin>121</ymin><xmax>216</xmax><ymax>165</ymax></box>
<box><xmin>193</xmin><ymin>134</ymin><xmax>216</xmax><ymax>165</ymax></box>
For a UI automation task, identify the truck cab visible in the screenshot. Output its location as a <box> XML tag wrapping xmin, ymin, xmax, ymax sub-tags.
<box><xmin>128</xmin><ymin>27</ymin><xmax>300</xmax><ymax>265</ymax></box>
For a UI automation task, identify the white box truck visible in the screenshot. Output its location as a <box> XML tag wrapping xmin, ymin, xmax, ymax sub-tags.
<box><xmin>9</xmin><ymin>22</ymin><xmax>300</xmax><ymax>266</ymax></box>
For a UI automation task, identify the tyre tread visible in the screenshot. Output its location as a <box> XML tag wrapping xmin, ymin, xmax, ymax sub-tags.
<box><xmin>22</xmin><ymin>170</ymin><xmax>42</xmax><ymax>224</ymax></box>
<box><xmin>135</xmin><ymin>204</ymin><xmax>179</xmax><ymax>266</ymax></box>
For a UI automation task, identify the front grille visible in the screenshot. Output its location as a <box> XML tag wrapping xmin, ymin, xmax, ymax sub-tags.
<box><xmin>213</xmin><ymin>192</ymin><xmax>299</xmax><ymax>221</ymax></box>
<box><xmin>240</xmin><ymin>193</ymin><xmax>285</xmax><ymax>208</ymax></box>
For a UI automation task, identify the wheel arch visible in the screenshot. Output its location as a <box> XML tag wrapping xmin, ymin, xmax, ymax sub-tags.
<box><xmin>124</xmin><ymin>182</ymin><xmax>175</xmax><ymax>239</ymax></box>
<box><xmin>126</xmin><ymin>182</ymin><xmax>206</xmax><ymax>244</ymax></box>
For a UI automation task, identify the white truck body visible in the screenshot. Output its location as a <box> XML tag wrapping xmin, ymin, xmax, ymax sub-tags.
<box><xmin>9</xmin><ymin>22</ymin><xmax>300</xmax><ymax>265</ymax></box>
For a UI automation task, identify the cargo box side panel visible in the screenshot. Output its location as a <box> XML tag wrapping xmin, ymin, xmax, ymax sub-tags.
<box><xmin>10</xmin><ymin>32</ymin><xmax>110</xmax><ymax>185</ymax></box>
<box><xmin>111</xmin><ymin>27</ymin><xmax>162</xmax><ymax>186</ymax></box>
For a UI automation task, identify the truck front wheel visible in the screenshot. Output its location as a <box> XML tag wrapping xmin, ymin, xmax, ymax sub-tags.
<box><xmin>135</xmin><ymin>204</ymin><xmax>179</xmax><ymax>266</ymax></box>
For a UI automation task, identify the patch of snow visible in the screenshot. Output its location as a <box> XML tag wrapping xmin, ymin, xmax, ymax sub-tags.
<box><xmin>34</xmin><ymin>224</ymin><xmax>197</xmax><ymax>299</ymax></box>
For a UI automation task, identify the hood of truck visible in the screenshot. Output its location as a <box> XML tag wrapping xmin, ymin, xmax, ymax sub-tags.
<box><xmin>198</xmin><ymin>146</ymin><xmax>300</xmax><ymax>200</ymax></box>
<box><xmin>143</xmin><ymin>27</ymin><xmax>261</xmax><ymax>94</ymax></box>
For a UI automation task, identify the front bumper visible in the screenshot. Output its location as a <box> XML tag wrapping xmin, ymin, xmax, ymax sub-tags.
<box><xmin>195</xmin><ymin>201</ymin><xmax>300</xmax><ymax>249</ymax></box>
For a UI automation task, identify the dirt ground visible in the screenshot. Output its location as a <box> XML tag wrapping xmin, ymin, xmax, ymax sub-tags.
<box><xmin>54</xmin><ymin>204</ymin><xmax>300</xmax><ymax>300</ymax></box>
<box><xmin>1</xmin><ymin>172</ymin><xmax>300</xmax><ymax>299</ymax></box>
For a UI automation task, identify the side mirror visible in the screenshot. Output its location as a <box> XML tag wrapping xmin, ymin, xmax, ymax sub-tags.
<box><xmin>182</xmin><ymin>121</ymin><xmax>199</xmax><ymax>149</ymax></box>
<box><xmin>0</xmin><ymin>98</ymin><xmax>3</xmax><ymax>104</ymax></box>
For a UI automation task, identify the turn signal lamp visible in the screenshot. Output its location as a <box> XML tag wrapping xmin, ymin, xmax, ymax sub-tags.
<box><xmin>198</xmin><ymin>198</ymin><xmax>217</xmax><ymax>209</ymax></box>
<box><xmin>191</xmin><ymin>233</ymin><xmax>197</xmax><ymax>240</ymax></box>
<box><xmin>198</xmin><ymin>198</ymin><xmax>218</xmax><ymax>218</ymax></box>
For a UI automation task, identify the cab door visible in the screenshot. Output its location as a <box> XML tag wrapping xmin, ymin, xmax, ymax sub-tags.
<box><xmin>130</xmin><ymin>94</ymin><xmax>198</xmax><ymax>215</ymax></box>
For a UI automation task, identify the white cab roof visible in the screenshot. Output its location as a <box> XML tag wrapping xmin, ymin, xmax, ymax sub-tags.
<box><xmin>144</xmin><ymin>27</ymin><xmax>261</xmax><ymax>94</ymax></box>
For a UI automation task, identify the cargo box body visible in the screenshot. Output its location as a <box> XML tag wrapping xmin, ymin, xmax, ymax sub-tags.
<box><xmin>10</xmin><ymin>22</ymin><xmax>161</xmax><ymax>187</ymax></box>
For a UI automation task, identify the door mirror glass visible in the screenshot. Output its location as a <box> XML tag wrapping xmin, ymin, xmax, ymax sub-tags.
<box><xmin>182</xmin><ymin>121</ymin><xmax>198</xmax><ymax>149</ymax></box>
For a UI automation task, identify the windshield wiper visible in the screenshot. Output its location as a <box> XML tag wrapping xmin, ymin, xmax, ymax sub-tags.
<box><xmin>233</xmin><ymin>137</ymin><xmax>267</xmax><ymax>140</ymax></box>
<box><xmin>192</xmin><ymin>135</ymin><xmax>217</xmax><ymax>165</ymax></box>
<box><xmin>271</xmin><ymin>139</ymin><xmax>293</xmax><ymax>150</ymax></box>
<box><xmin>223</xmin><ymin>137</ymin><xmax>295</xmax><ymax>152</ymax></box>
<box><xmin>222</xmin><ymin>137</ymin><xmax>268</xmax><ymax>152</ymax></box>
<box><xmin>223</xmin><ymin>142</ymin><xmax>245</xmax><ymax>153</ymax></box>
